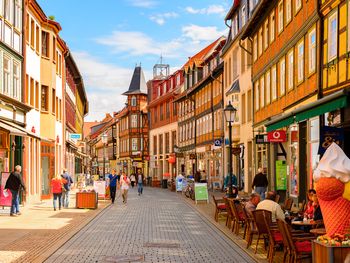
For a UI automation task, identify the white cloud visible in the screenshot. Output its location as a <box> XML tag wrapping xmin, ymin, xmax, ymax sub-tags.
<box><xmin>185</xmin><ymin>5</ymin><xmax>226</xmax><ymax>16</ymax></box>
<box><xmin>182</xmin><ymin>24</ymin><xmax>226</xmax><ymax>42</ymax></box>
<box><xmin>150</xmin><ymin>12</ymin><xmax>178</xmax><ymax>26</ymax></box>
<box><xmin>128</xmin><ymin>0</ymin><xmax>157</xmax><ymax>8</ymax></box>
<box><xmin>73</xmin><ymin>51</ymin><xmax>153</xmax><ymax>121</ymax></box>
<box><xmin>96</xmin><ymin>31</ymin><xmax>183</xmax><ymax>57</ymax></box>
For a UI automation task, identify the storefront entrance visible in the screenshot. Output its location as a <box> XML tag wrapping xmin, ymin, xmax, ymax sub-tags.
<box><xmin>41</xmin><ymin>142</ymin><xmax>55</xmax><ymax>199</ymax></box>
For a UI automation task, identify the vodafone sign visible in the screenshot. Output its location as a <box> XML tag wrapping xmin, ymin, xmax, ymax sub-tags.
<box><xmin>267</xmin><ymin>130</ymin><xmax>287</xmax><ymax>142</ymax></box>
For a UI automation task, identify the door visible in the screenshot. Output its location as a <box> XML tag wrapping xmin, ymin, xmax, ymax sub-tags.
<box><xmin>41</xmin><ymin>156</ymin><xmax>50</xmax><ymax>197</ymax></box>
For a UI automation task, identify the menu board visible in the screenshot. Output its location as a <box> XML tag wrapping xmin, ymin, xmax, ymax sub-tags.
<box><xmin>275</xmin><ymin>160</ymin><xmax>287</xmax><ymax>191</ymax></box>
<box><xmin>0</xmin><ymin>172</ymin><xmax>12</xmax><ymax>206</ymax></box>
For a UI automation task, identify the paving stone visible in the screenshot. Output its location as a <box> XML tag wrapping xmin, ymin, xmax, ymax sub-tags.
<box><xmin>45</xmin><ymin>188</ymin><xmax>256</xmax><ymax>263</ymax></box>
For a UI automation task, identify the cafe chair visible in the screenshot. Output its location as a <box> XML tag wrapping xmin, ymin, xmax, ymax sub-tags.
<box><xmin>282</xmin><ymin>197</ymin><xmax>294</xmax><ymax>212</ymax></box>
<box><xmin>213</xmin><ymin>196</ymin><xmax>227</xmax><ymax>222</ymax></box>
<box><xmin>224</xmin><ymin>198</ymin><xmax>234</xmax><ymax>228</ymax></box>
<box><xmin>277</xmin><ymin>219</ymin><xmax>313</xmax><ymax>263</ymax></box>
<box><xmin>241</xmin><ymin>204</ymin><xmax>258</xmax><ymax>249</ymax></box>
<box><xmin>229</xmin><ymin>199</ymin><xmax>245</xmax><ymax>235</ymax></box>
<box><xmin>275</xmin><ymin>194</ymin><xmax>281</xmax><ymax>204</ymax></box>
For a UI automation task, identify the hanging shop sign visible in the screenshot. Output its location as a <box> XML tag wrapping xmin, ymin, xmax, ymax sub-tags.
<box><xmin>275</xmin><ymin>160</ymin><xmax>287</xmax><ymax>191</ymax></box>
<box><xmin>318</xmin><ymin>126</ymin><xmax>344</xmax><ymax>155</ymax></box>
<box><xmin>255</xmin><ymin>134</ymin><xmax>269</xmax><ymax>144</ymax></box>
<box><xmin>214</xmin><ymin>139</ymin><xmax>222</xmax><ymax>147</ymax></box>
<box><xmin>267</xmin><ymin>130</ymin><xmax>287</xmax><ymax>142</ymax></box>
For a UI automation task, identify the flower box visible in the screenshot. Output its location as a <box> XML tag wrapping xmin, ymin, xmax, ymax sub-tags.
<box><xmin>76</xmin><ymin>191</ymin><xmax>98</xmax><ymax>209</ymax></box>
<box><xmin>312</xmin><ymin>240</ymin><xmax>350</xmax><ymax>263</ymax></box>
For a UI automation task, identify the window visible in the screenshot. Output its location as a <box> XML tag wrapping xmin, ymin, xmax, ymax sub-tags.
<box><xmin>30</xmin><ymin>19</ymin><xmax>35</xmax><ymax>47</ymax></box>
<box><xmin>308</xmin><ymin>29</ymin><xmax>316</xmax><ymax>74</ymax></box>
<box><xmin>286</xmin><ymin>0</ymin><xmax>292</xmax><ymax>24</ymax></box>
<box><xmin>278</xmin><ymin>1</ymin><xmax>284</xmax><ymax>33</ymax></box>
<box><xmin>4</xmin><ymin>0</ymin><xmax>10</xmax><ymax>21</ymax></box>
<box><xmin>242</xmin><ymin>93</ymin><xmax>246</xmax><ymax>124</ymax></box>
<box><xmin>258</xmin><ymin>28</ymin><xmax>263</xmax><ymax>57</ymax></box>
<box><xmin>295</xmin><ymin>0</ymin><xmax>302</xmax><ymax>13</ymax></box>
<box><xmin>247</xmin><ymin>90</ymin><xmax>252</xmax><ymax>121</ymax></box>
<box><xmin>270</xmin><ymin>11</ymin><xmax>275</xmax><ymax>43</ymax></box>
<box><xmin>26</xmin><ymin>14</ymin><xmax>29</xmax><ymax>42</ymax></box>
<box><xmin>13</xmin><ymin>62</ymin><xmax>20</xmax><ymax>99</ymax></box>
<box><xmin>42</xmin><ymin>31</ymin><xmax>49</xmax><ymax>57</ymax></box>
<box><xmin>132</xmin><ymin>138</ymin><xmax>138</xmax><ymax>152</ymax></box>
<box><xmin>349</xmin><ymin>2</ymin><xmax>350</xmax><ymax>52</ymax></box>
<box><xmin>241</xmin><ymin>5</ymin><xmax>246</xmax><ymax>26</ymax></box>
<box><xmin>272</xmin><ymin>65</ymin><xmax>277</xmax><ymax>100</ymax></box>
<box><xmin>153</xmin><ymin>136</ymin><xmax>157</xmax><ymax>154</ymax></box>
<box><xmin>131</xmin><ymin>115</ymin><xmax>137</xmax><ymax>128</ymax></box>
<box><xmin>131</xmin><ymin>96</ymin><xmax>137</xmax><ymax>106</ymax></box>
<box><xmin>328</xmin><ymin>11</ymin><xmax>338</xmax><ymax>61</ymax></box>
<box><xmin>159</xmin><ymin>134</ymin><xmax>163</xmax><ymax>154</ymax></box>
<box><xmin>297</xmin><ymin>40</ymin><xmax>304</xmax><ymax>82</ymax></box>
<box><xmin>255</xmin><ymin>81</ymin><xmax>260</xmax><ymax>111</ymax></box>
<box><xmin>30</xmin><ymin>78</ymin><xmax>34</xmax><ymax>106</ymax></box>
<box><xmin>260</xmin><ymin>76</ymin><xmax>265</xmax><ymax>108</ymax></box>
<box><xmin>35</xmin><ymin>81</ymin><xmax>39</xmax><ymax>109</ymax></box>
<box><xmin>287</xmin><ymin>49</ymin><xmax>294</xmax><ymax>91</ymax></box>
<box><xmin>14</xmin><ymin>0</ymin><xmax>21</xmax><ymax>29</ymax></box>
<box><xmin>3</xmin><ymin>56</ymin><xmax>10</xmax><ymax>95</ymax></box>
<box><xmin>52</xmin><ymin>89</ymin><xmax>56</xmax><ymax>114</ymax></box>
<box><xmin>41</xmin><ymin>85</ymin><xmax>49</xmax><ymax>111</ymax></box>
<box><xmin>253</xmin><ymin>35</ymin><xmax>257</xmax><ymax>61</ymax></box>
<box><xmin>264</xmin><ymin>20</ymin><xmax>269</xmax><ymax>50</ymax></box>
<box><xmin>36</xmin><ymin>25</ymin><xmax>40</xmax><ymax>52</ymax></box>
<box><xmin>280</xmin><ymin>58</ymin><xmax>286</xmax><ymax>96</ymax></box>
<box><xmin>52</xmin><ymin>37</ymin><xmax>56</xmax><ymax>62</ymax></box>
<box><xmin>165</xmin><ymin>133</ymin><xmax>170</xmax><ymax>153</ymax></box>
<box><xmin>266</xmin><ymin>70</ymin><xmax>271</xmax><ymax>105</ymax></box>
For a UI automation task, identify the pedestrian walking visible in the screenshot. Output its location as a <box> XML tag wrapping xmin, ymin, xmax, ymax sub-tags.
<box><xmin>252</xmin><ymin>168</ymin><xmax>268</xmax><ymax>200</ymax></box>
<box><xmin>108</xmin><ymin>169</ymin><xmax>119</xmax><ymax>204</ymax></box>
<box><xmin>130</xmin><ymin>173</ymin><xmax>136</xmax><ymax>188</ymax></box>
<box><xmin>61</xmin><ymin>168</ymin><xmax>73</xmax><ymax>208</ymax></box>
<box><xmin>120</xmin><ymin>172</ymin><xmax>130</xmax><ymax>204</ymax></box>
<box><xmin>52</xmin><ymin>174</ymin><xmax>65</xmax><ymax>211</ymax></box>
<box><xmin>5</xmin><ymin>165</ymin><xmax>26</xmax><ymax>217</ymax></box>
<box><xmin>136</xmin><ymin>169</ymin><xmax>144</xmax><ymax>196</ymax></box>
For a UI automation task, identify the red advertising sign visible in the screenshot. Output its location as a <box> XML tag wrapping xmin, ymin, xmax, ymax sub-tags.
<box><xmin>267</xmin><ymin>130</ymin><xmax>287</xmax><ymax>142</ymax></box>
<box><xmin>0</xmin><ymin>172</ymin><xmax>12</xmax><ymax>206</ymax></box>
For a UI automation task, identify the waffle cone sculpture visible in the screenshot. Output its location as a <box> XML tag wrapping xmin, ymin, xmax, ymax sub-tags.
<box><xmin>314</xmin><ymin>143</ymin><xmax>350</xmax><ymax>237</ymax></box>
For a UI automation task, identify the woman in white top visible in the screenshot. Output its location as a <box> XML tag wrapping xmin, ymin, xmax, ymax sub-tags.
<box><xmin>120</xmin><ymin>172</ymin><xmax>131</xmax><ymax>204</ymax></box>
<box><xmin>130</xmin><ymin>174</ymin><xmax>136</xmax><ymax>188</ymax></box>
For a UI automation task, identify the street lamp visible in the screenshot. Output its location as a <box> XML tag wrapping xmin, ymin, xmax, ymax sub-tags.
<box><xmin>101</xmin><ymin>132</ymin><xmax>108</xmax><ymax>180</ymax></box>
<box><xmin>224</xmin><ymin>101</ymin><xmax>237</xmax><ymax>198</ymax></box>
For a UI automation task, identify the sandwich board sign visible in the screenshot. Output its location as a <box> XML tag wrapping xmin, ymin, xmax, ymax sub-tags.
<box><xmin>194</xmin><ymin>183</ymin><xmax>209</xmax><ymax>204</ymax></box>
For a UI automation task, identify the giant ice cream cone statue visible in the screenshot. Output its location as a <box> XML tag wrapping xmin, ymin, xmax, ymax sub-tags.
<box><xmin>314</xmin><ymin>143</ymin><xmax>350</xmax><ymax>237</ymax></box>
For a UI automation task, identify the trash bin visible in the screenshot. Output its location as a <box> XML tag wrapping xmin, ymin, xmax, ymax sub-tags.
<box><xmin>162</xmin><ymin>179</ymin><xmax>168</xmax><ymax>188</ymax></box>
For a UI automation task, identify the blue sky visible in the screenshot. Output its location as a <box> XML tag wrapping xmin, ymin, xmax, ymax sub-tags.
<box><xmin>37</xmin><ymin>0</ymin><xmax>230</xmax><ymax>121</ymax></box>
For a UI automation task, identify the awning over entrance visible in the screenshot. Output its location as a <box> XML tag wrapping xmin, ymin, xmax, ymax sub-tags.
<box><xmin>0</xmin><ymin>120</ymin><xmax>27</xmax><ymax>137</ymax></box>
<box><xmin>266</xmin><ymin>90</ymin><xmax>348</xmax><ymax>132</ymax></box>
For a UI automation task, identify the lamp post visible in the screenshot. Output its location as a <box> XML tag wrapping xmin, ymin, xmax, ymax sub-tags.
<box><xmin>101</xmin><ymin>132</ymin><xmax>108</xmax><ymax>180</ymax></box>
<box><xmin>224</xmin><ymin>101</ymin><xmax>237</xmax><ymax>198</ymax></box>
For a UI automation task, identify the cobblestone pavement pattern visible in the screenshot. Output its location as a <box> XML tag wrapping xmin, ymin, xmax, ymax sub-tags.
<box><xmin>45</xmin><ymin>188</ymin><xmax>256</xmax><ymax>263</ymax></box>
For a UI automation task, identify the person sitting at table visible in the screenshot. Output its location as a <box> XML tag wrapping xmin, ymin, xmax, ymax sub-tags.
<box><xmin>304</xmin><ymin>189</ymin><xmax>316</xmax><ymax>219</ymax></box>
<box><xmin>312</xmin><ymin>194</ymin><xmax>323</xmax><ymax>221</ymax></box>
<box><xmin>245</xmin><ymin>193</ymin><xmax>261</xmax><ymax>216</ymax></box>
<box><xmin>256</xmin><ymin>191</ymin><xmax>285</xmax><ymax>222</ymax></box>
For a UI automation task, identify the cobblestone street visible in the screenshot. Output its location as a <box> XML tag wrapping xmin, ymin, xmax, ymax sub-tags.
<box><xmin>45</xmin><ymin>188</ymin><xmax>256</xmax><ymax>263</ymax></box>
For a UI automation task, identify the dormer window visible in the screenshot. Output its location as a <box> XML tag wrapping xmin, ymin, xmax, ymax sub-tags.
<box><xmin>131</xmin><ymin>96</ymin><xmax>137</xmax><ymax>106</ymax></box>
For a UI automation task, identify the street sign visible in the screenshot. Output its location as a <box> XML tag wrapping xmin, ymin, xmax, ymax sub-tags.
<box><xmin>232</xmin><ymin>147</ymin><xmax>241</xmax><ymax>156</ymax></box>
<box><xmin>214</xmin><ymin>139</ymin><xmax>222</xmax><ymax>147</ymax></box>
<box><xmin>70</xmin><ymin>133</ymin><xmax>81</xmax><ymax>140</ymax></box>
<box><xmin>267</xmin><ymin>130</ymin><xmax>287</xmax><ymax>142</ymax></box>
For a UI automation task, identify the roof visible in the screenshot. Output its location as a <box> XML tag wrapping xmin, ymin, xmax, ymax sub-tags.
<box><xmin>225</xmin><ymin>0</ymin><xmax>241</xmax><ymax>21</ymax></box>
<box><xmin>83</xmin><ymin>122</ymin><xmax>98</xmax><ymax>138</ymax></box>
<box><xmin>183</xmin><ymin>37</ymin><xmax>225</xmax><ymax>74</ymax></box>
<box><xmin>123</xmin><ymin>66</ymin><xmax>148</xmax><ymax>95</ymax></box>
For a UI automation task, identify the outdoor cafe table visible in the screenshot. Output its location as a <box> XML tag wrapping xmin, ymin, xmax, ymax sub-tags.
<box><xmin>310</xmin><ymin>228</ymin><xmax>326</xmax><ymax>236</ymax></box>
<box><xmin>291</xmin><ymin>219</ymin><xmax>318</xmax><ymax>227</ymax></box>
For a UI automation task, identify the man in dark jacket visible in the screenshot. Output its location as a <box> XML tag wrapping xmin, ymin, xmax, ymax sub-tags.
<box><xmin>5</xmin><ymin>165</ymin><xmax>26</xmax><ymax>216</ymax></box>
<box><xmin>61</xmin><ymin>168</ymin><xmax>73</xmax><ymax>208</ymax></box>
<box><xmin>252</xmin><ymin>168</ymin><xmax>268</xmax><ymax>200</ymax></box>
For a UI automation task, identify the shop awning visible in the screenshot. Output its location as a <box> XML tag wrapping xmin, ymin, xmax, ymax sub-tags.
<box><xmin>0</xmin><ymin>121</ymin><xmax>27</xmax><ymax>137</ymax></box>
<box><xmin>266</xmin><ymin>90</ymin><xmax>349</xmax><ymax>132</ymax></box>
